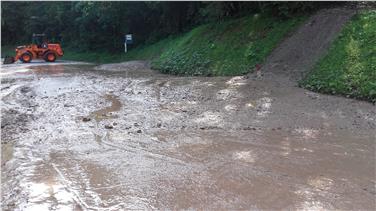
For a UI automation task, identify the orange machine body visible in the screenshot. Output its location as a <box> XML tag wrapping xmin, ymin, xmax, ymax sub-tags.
<box><xmin>14</xmin><ymin>43</ymin><xmax>64</xmax><ymax>63</ymax></box>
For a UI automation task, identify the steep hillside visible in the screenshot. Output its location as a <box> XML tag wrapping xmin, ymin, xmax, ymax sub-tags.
<box><xmin>301</xmin><ymin>10</ymin><xmax>376</xmax><ymax>102</ymax></box>
<box><xmin>126</xmin><ymin>14</ymin><xmax>306</xmax><ymax>76</ymax></box>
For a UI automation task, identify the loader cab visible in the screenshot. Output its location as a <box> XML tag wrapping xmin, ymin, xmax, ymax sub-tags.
<box><xmin>32</xmin><ymin>33</ymin><xmax>48</xmax><ymax>48</ymax></box>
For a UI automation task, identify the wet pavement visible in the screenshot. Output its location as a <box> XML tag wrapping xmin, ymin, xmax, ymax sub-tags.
<box><xmin>1</xmin><ymin>60</ymin><xmax>375</xmax><ymax>210</ymax></box>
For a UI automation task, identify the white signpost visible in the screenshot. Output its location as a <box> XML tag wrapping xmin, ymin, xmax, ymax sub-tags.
<box><xmin>124</xmin><ymin>34</ymin><xmax>133</xmax><ymax>53</ymax></box>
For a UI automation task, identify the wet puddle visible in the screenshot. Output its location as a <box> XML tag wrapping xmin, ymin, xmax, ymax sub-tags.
<box><xmin>88</xmin><ymin>94</ymin><xmax>122</xmax><ymax>143</ymax></box>
<box><xmin>90</xmin><ymin>94</ymin><xmax>122</xmax><ymax>122</ymax></box>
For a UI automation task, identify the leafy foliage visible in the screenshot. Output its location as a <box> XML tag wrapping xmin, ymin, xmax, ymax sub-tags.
<box><xmin>301</xmin><ymin>11</ymin><xmax>376</xmax><ymax>102</ymax></box>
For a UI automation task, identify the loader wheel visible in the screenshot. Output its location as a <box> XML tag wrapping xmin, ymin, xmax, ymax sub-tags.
<box><xmin>20</xmin><ymin>53</ymin><xmax>32</xmax><ymax>63</ymax></box>
<box><xmin>44</xmin><ymin>52</ymin><xmax>56</xmax><ymax>62</ymax></box>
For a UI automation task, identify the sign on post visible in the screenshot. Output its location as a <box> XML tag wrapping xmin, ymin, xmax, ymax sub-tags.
<box><xmin>124</xmin><ymin>34</ymin><xmax>133</xmax><ymax>53</ymax></box>
<box><xmin>125</xmin><ymin>34</ymin><xmax>133</xmax><ymax>44</ymax></box>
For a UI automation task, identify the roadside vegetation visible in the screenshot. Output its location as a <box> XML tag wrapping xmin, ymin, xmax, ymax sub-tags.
<box><xmin>60</xmin><ymin>14</ymin><xmax>305</xmax><ymax>76</ymax></box>
<box><xmin>3</xmin><ymin>14</ymin><xmax>305</xmax><ymax>77</ymax></box>
<box><xmin>301</xmin><ymin>10</ymin><xmax>376</xmax><ymax>102</ymax></box>
<box><xmin>2</xmin><ymin>2</ymin><xmax>325</xmax><ymax>66</ymax></box>
<box><xmin>61</xmin><ymin>37</ymin><xmax>174</xmax><ymax>63</ymax></box>
<box><xmin>151</xmin><ymin>15</ymin><xmax>305</xmax><ymax>76</ymax></box>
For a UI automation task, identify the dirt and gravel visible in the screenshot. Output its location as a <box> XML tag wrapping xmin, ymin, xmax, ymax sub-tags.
<box><xmin>1</xmin><ymin>7</ymin><xmax>375</xmax><ymax>211</ymax></box>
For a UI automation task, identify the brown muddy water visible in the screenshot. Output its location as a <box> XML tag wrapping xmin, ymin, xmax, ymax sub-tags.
<box><xmin>1</xmin><ymin>61</ymin><xmax>375</xmax><ymax>210</ymax></box>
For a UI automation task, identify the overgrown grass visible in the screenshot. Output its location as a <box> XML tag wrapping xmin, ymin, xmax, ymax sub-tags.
<box><xmin>62</xmin><ymin>14</ymin><xmax>305</xmax><ymax>75</ymax></box>
<box><xmin>152</xmin><ymin>14</ymin><xmax>305</xmax><ymax>76</ymax></box>
<box><xmin>59</xmin><ymin>37</ymin><xmax>178</xmax><ymax>64</ymax></box>
<box><xmin>61</xmin><ymin>48</ymin><xmax>123</xmax><ymax>63</ymax></box>
<box><xmin>301</xmin><ymin>11</ymin><xmax>376</xmax><ymax>102</ymax></box>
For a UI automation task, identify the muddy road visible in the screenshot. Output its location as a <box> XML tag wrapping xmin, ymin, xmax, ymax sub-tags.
<box><xmin>1</xmin><ymin>59</ymin><xmax>375</xmax><ymax>210</ymax></box>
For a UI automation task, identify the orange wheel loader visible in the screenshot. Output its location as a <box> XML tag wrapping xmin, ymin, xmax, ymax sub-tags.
<box><xmin>3</xmin><ymin>33</ymin><xmax>63</xmax><ymax>64</ymax></box>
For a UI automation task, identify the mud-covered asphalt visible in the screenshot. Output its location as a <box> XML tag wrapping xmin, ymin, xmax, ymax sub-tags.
<box><xmin>1</xmin><ymin>60</ymin><xmax>375</xmax><ymax>210</ymax></box>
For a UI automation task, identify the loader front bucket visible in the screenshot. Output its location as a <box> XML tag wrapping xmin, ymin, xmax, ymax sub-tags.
<box><xmin>3</xmin><ymin>56</ymin><xmax>15</xmax><ymax>64</ymax></box>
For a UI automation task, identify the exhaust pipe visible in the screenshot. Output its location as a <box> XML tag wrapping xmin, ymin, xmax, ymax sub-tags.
<box><xmin>3</xmin><ymin>56</ymin><xmax>15</xmax><ymax>64</ymax></box>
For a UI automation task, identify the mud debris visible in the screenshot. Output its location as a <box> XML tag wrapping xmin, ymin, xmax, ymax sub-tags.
<box><xmin>1</xmin><ymin>61</ymin><xmax>375</xmax><ymax>210</ymax></box>
<box><xmin>1</xmin><ymin>10</ymin><xmax>376</xmax><ymax>208</ymax></box>
<box><xmin>82</xmin><ymin>117</ymin><xmax>91</xmax><ymax>122</ymax></box>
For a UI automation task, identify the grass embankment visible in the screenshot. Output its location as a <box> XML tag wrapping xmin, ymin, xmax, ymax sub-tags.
<box><xmin>64</xmin><ymin>14</ymin><xmax>305</xmax><ymax>76</ymax></box>
<box><xmin>2</xmin><ymin>14</ymin><xmax>305</xmax><ymax>76</ymax></box>
<box><xmin>62</xmin><ymin>37</ymin><xmax>175</xmax><ymax>64</ymax></box>
<box><xmin>301</xmin><ymin>11</ymin><xmax>376</xmax><ymax>102</ymax></box>
<box><xmin>151</xmin><ymin>15</ymin><xmax>305</xmax><ymax>76</ymax></box>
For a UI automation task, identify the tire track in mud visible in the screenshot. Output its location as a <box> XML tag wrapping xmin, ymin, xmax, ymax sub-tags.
<box><xmin>1</xmin><ymin>83</ymin><xmax>40</xmax><ymax>210</ymax></box>
<box><xmin>52</xmin><ymin>163</ymin><xmax>127</xmax><ymax>210</ymax></box>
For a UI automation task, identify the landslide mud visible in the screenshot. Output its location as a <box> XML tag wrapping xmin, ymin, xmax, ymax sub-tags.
<box><xmin>1</xmin><ymin>60</ymin><xmax>375</xmax><ymax>210</ymax></box>
<box><xmin>1</xmin><ymin>8</ymin><xmax>375</xmax><ymax>210</ymax></box>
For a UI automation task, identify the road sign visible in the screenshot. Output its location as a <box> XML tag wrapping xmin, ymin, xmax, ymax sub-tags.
<box><xmin>124</xmin><ymin>34</ymin><xmax>133</xmax><ymax>53</ymax></box>
<box><xmin>125</xmin><ymin>34</ymin><xmax>133</xmax><ymax>44</ymax></box>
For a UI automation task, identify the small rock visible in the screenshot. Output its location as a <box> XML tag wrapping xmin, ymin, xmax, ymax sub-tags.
<box><xmin>113</xmin><ymin>122</ymin><xmax>118</xmax><ymax>126</ymax></box>
<box><xmin>156</xmin><ymin>123</ymin><xmax>162</xmax><ymax>128</ymax></box>
<box><xmin>105</xmin><ymin>125</ymin><xmax>113</xmax><ymax>129</ymax></box>
<box><xmin>82</xmin><ymin>117</ymin><xmax>91</xmax><ymax>122</ymax></box>
<box><xmin>134</xmin><ymin>123</ymin><xmax>139</xmax><ymax>127</ymax></box>
<box><xmin>136</xmin><ymin>129</ymin><xmax>142</xmax><ymax>133</ymax></box>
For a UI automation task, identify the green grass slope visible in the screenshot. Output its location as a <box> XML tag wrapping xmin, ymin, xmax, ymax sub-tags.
<box><xmin>301</xmin><ymin>10</ymin><xmax>376</xmax><ymax>102</ymax></box>
<box><xmin>150</xmin><ymin>15</ymin><xmax>305</xmax><ymax>76</ymax></box>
